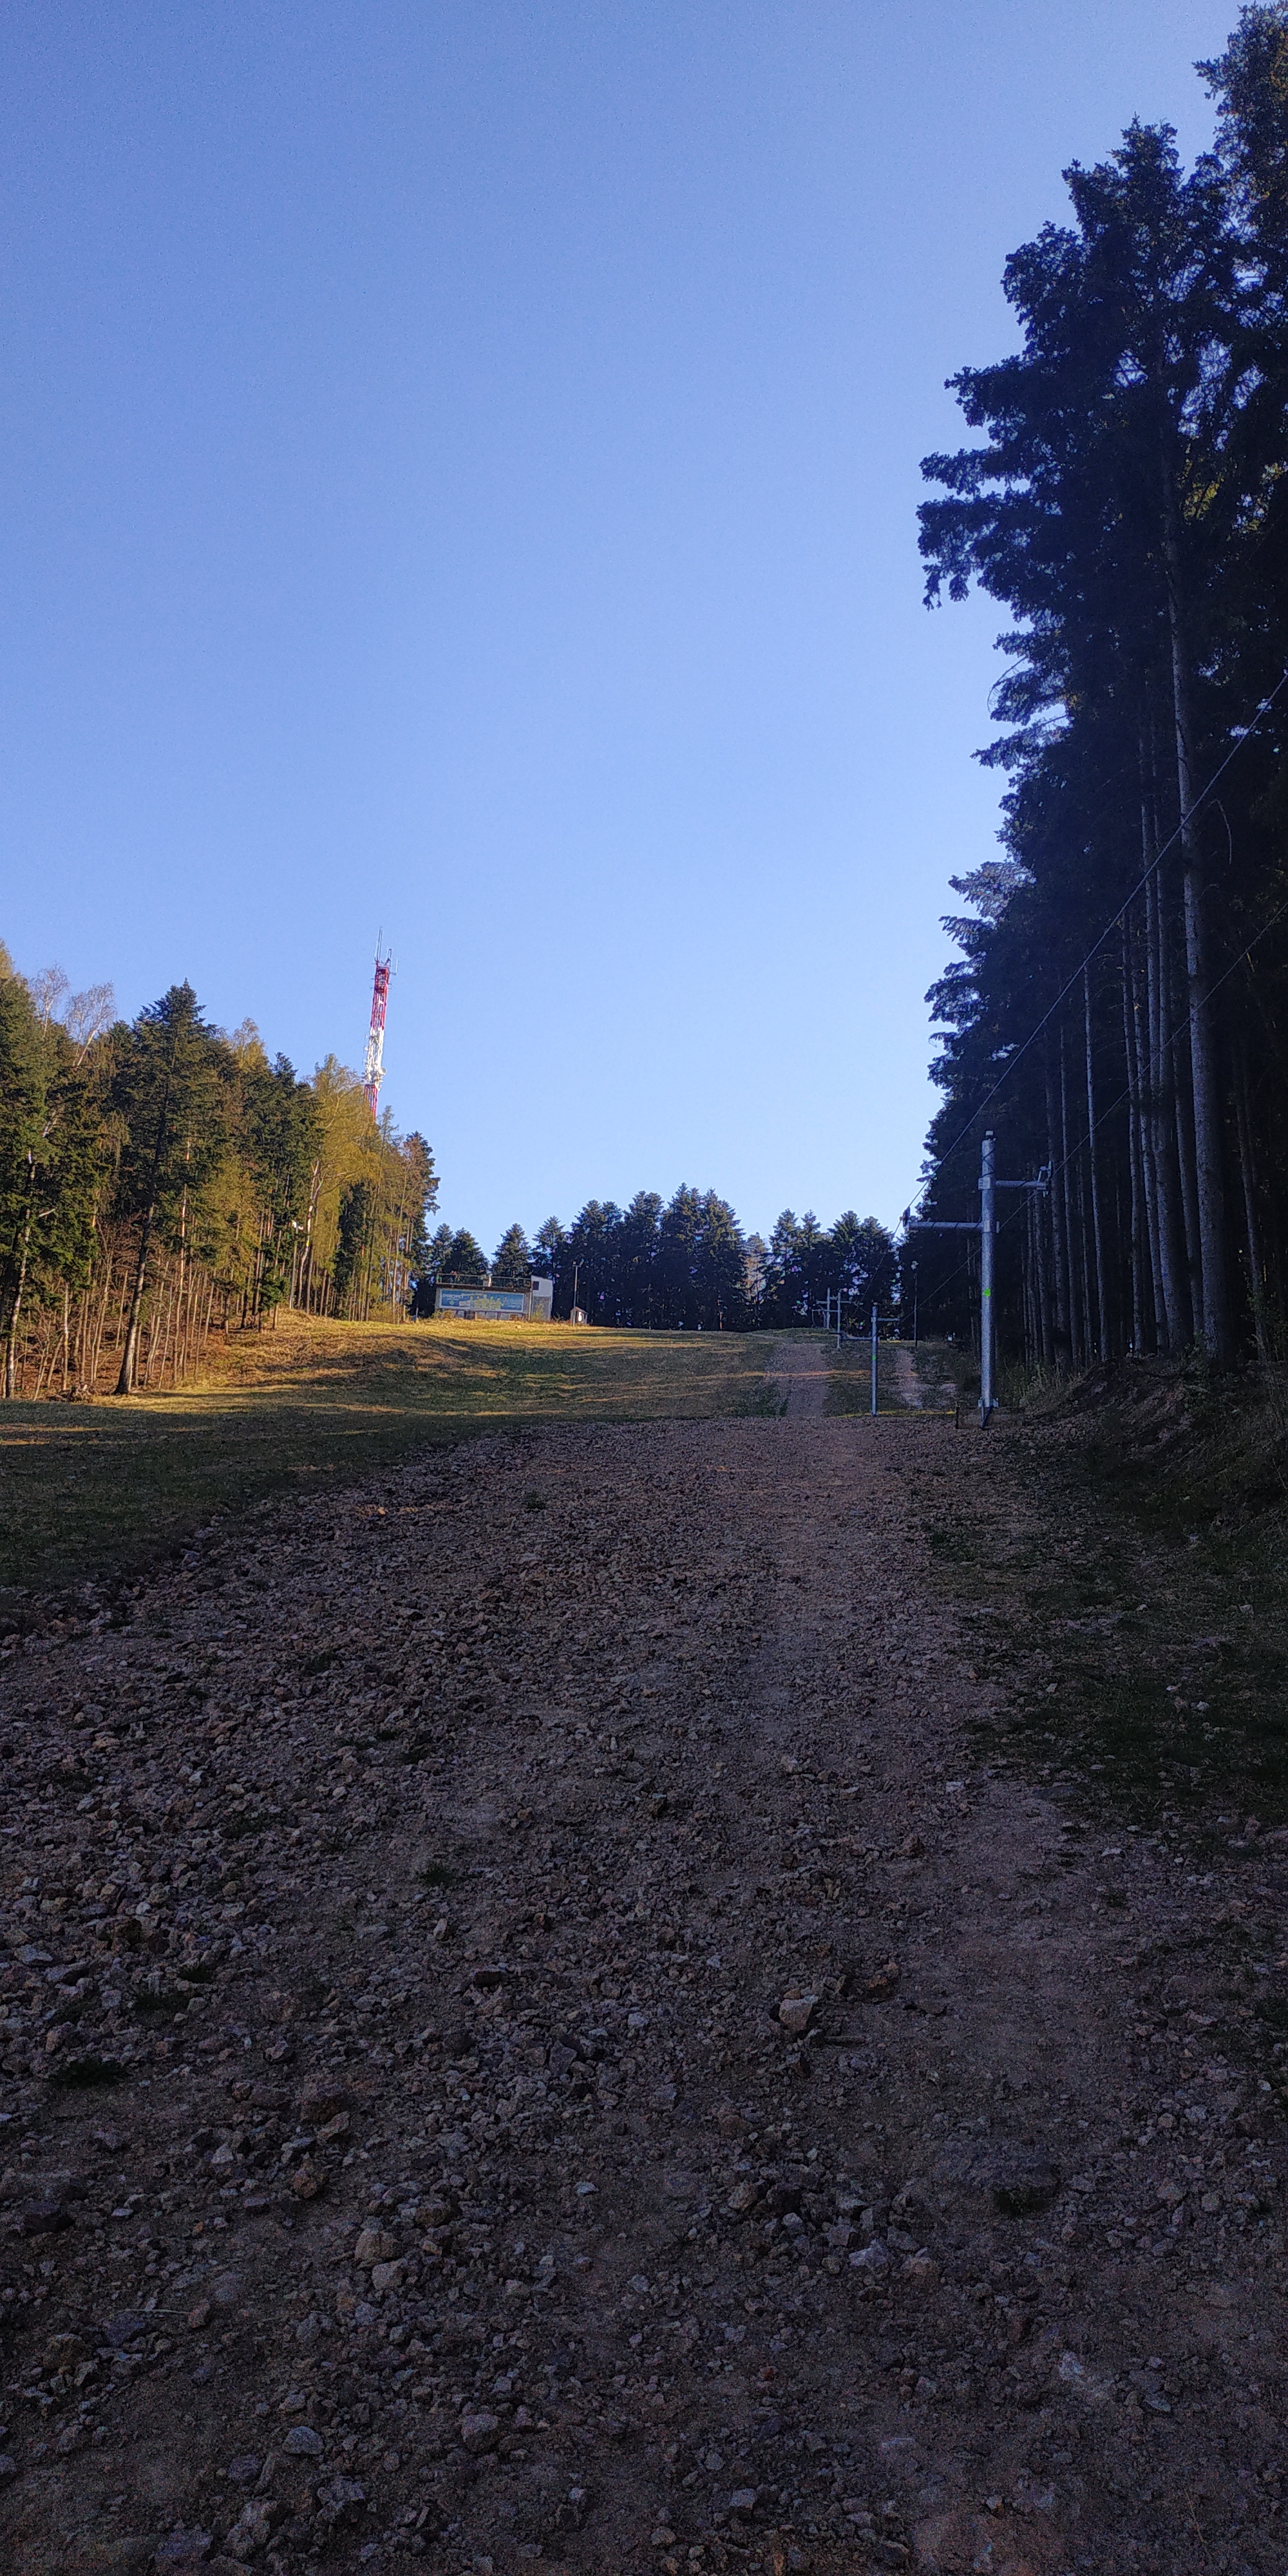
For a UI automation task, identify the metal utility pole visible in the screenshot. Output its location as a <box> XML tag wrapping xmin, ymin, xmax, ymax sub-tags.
<box><xmin>866</xmin><ymin>1301</ymin><xmax>902</xmax><ymax>1414</ymax></box>
<box><xmin>980</xmin><ymin>1128</ymin><xmax>996</xmax><ymax>1417</ymax></box>
<box><xmin>905</xmin><ymin>1131</ymin><xmax>1046</xmax><ymax>1425</ymax></box>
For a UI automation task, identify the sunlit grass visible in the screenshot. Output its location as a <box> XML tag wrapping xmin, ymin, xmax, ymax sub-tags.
<box><xmin>0</xmin><ymin>1314</ymin><xmax>775</xmax><ymax>1596</ymax></box>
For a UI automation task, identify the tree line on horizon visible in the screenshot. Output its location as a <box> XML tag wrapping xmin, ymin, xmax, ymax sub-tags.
<box><xmin>0</xmin><ymin>950</ymin><xmax>436</xmax><ymax>1399</ymax></box>
<box><xmin>914</xmin><ymin>7</ymin><xmax>1288</xmax><ymax>1372</ymax></box>
<box><xmin>419</xmin><ymin>1197</ymin><xmax>896</xmax><ymax>1332</ymax></box>
<box><xmin>0</xmin><ymin>939</ymin><xmax>899</xmax><ymax>1394</ymax></box>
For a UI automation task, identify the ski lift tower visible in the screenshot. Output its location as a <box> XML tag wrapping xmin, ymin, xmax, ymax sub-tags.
<box><xmin>363</xmin><ymin>949</ymin><xmax>392</xmax><ymax>1118</ymax></box>
<box><xmin>904</xmin><ymin>1131</ymin><xmax>1048</xmax><ymax>1423</ymax></box>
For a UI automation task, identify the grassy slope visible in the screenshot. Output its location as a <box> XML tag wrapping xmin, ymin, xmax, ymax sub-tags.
<box><xmin>0</xmin><ymin>1315</ymin><xmax>777</xmax><ymax>1599</ymax></box>
<box><xmin>902</xmin><ymin>1359</ymin><xmax>1288</xmax><ymax>2112</ymax></box>
<box><xmin>917</xmin><ymin>1356</ymin><xmax>1288</xmax><ymax>1830</ymax></box>
<box><xmin>824</xmin><ymin>1332</ymin><xmax>957</xmax><ymax>1415</ymax></box>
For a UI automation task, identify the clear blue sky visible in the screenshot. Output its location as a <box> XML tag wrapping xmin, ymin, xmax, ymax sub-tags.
<box><xmin>1</xmin><ymin>2</ymin><xmax>1237</xmax><ymax>1254</ymax></box>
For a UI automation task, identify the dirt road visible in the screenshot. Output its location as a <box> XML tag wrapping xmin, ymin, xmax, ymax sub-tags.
<box><xmin>769</xmin><ymin>1337</ymin><xmax>834</xmax><ymax>1419</ymax></box>
<box><xmin>890</xmin><ymin>1350</ymin><xmax>925</xmax><ymax>1412</ymax></box>
<box><xmin>1</xmin><ymin>1412</ymin><xmax>1284</xmax><ymax>2576</ymax></box>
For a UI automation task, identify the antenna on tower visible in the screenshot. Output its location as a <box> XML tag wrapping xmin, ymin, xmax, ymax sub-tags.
<box><xmin>363</xmin><ymin>941</ymin><xmax>393</xmax><ymax>1117</ymax></box>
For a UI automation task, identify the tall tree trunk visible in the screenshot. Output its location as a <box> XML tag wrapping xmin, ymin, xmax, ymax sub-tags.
<box><xmin>1030</xmin><ymin>1200</ymin><xmax>1040</xmax><ymax>1367</ymax></box>
<box><xmin>1162</xmin><ymin>451</ymin><xmax>1228</xmax><ymax>1357</ymax></box>
<box><xmin>1145</xmin><ymin>858</ymin><xmax>1189</xmax><ymax>1349</ymax></box>
<box><xmin>117</xmin><ymin>1030</ymin><xmax>179</xmax><ymax>1396</ymax></box>
<box><xmin>302</xmin><ymin>1160</ymin><xmax>319</xmax><ymax>1314</ymax></box>
<box><xmin>1133</xmin><ymin>752</ymin><xmax>1168</xmax><ymax>1349</ymax></box>
<box><xmin>1173</xmin><ymin>1005</ymin><xmax>1204</xmax><ymax>1349</ymax></box>
<box><xmin>86</xmin><ymin>1246</ymin><xmax>110</xmax><ymax>1392</ymax></box>
<box><xmin>1133</xmin><ymin>914</ymin><xmax>1166</xmax><ymax>1349</ymax></box>
<box><xmin>2</xmin><ymin>1178</ymin><xmax>35</xmax><ymax>1401</ymax></box>
<box><xmin>1084</xmin><ymin>967</ymin><xmax>1109</xmax><ymax>1358</ymax></box>
<box><xmin>1019</xmin><ymin>1202</ymin><xmax>1032</xmax><ymax>1367</ymax></box>
<box><xmin>1075</xmin><ymin>1146</ymin><xmax>1094</xmax><ymax>1368</ymax></box>
<box><xmin>1234</xmin><ymin>1041</ymin><xmax>1270</xmax><ymax>1365</ymax></box>
<box><xmin>117</xmin><ymin>1198</ymin><xmax>159</xmax><ymax>1396</ymax></box>
<box><xmin>1045</xmin><ymin>1049</ymin><xmax>1071</xmax><ymax>1363</ymax></box>
<box><xmin>1034</xmin><ymin>1181</ymin><xmax>1054</xmax><ymax>1366</ymax></box>
<box><xmin>1059</xmin><ymin>1027</ymin><xmax>1084</xmax><ymax>1366</ymax></box>
<box><xmin>1121</xmin><ymin>925</ymin><xmax>1149</xmax><ymax>1352</ymax></box>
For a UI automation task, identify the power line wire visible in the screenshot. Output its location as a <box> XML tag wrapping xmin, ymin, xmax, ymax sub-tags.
<box><xmin>918</xmin><ymin>887</ymin><xmax>1288</xmax><ymax>1318</ymax></box>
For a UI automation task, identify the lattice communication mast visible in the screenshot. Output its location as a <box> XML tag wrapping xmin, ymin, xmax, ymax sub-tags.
<box><xmin>363</xmin><ymin>949</ymin><xmax>392</xmax><ymax>1117</ymax></box>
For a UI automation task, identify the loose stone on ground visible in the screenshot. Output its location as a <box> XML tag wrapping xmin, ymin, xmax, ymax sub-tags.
<box><xmin>0</xmin><ymin>1414</ymin><xmax>1283</xmax><ymax>2572</ymax></box>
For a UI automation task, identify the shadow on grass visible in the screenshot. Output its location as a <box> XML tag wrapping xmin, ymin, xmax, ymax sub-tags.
<box><xmin>913</xmin><ymin>1354</ymin><xmax>1288</xmax><ymax>1830</ymax></box>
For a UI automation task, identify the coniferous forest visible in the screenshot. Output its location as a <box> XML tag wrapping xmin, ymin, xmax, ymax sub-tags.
<box><xmin>0</xmin><ymin>956</ymin><xmax>436</xmax><ymax>1397</ymax></box>
<box><xmin>0</xmin><ymin>940</ymin><xmax>898</xmax><ymax>1391</ymax></box>
<box><xmin>421</xmin><ymin>1203</ymin><xmax>897</xmax><ymax>1334</ymax></box>
<box><xmin>914</xmin><ymin>7</ymin><xmax>1288</xmax><ymax>1373</ymax></box>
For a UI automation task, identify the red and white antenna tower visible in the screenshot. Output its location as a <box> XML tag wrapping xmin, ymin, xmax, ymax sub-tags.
<box><xmin>363</xmin><ymin>945</ymin><xmax>392</xmax><ymax>1117</ymax></box>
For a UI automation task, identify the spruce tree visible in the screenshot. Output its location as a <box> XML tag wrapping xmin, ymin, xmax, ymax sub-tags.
<box><xmin>492</xmin><ymin>1224</ymin><xmax>533</xmax><ymax>1289</ymax></box>
<box><xmin>444</xmin><ymin>1230</ymin><xmax>488</xmax><ymax>1285</ymax></box>
<box><xmin>110</xmin><ymin>985</ymin><xmax>233</xmax><ymax>1393</ymax></box>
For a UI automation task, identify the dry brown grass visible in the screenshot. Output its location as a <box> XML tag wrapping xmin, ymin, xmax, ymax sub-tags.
<box><xmin>0</xmin><ymin>1314</ymin><xmax>776</xmax><ymax>1599</ymax></box>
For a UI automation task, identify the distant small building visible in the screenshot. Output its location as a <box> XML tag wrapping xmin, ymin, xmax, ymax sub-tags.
<box><xmin>427</xmin><ymin>1276</ymin><xmax>554</xmax><ymax>1323</ymax></box>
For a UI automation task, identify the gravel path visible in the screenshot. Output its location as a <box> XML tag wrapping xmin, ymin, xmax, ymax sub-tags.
<box><xmin>769</xmin><ymin>1338</ymin><xmax>833</xmax><ymax>1419</ymax></box>
<box><xmin>1</xmin><ymin>1416</ymin><xmax>1284</xmax><ymax>2575</ymax></box>
<box><xmin>891</xmin><ymin>1349</ymin><xmax>922</xmax><ymax>1411</ymax></box>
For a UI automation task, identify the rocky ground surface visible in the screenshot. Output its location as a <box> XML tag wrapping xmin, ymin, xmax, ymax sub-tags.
<box><xmin>1</xmin><ymin>1412</ymin><xmax>1285</xmax><ymax>2576</ymax></box>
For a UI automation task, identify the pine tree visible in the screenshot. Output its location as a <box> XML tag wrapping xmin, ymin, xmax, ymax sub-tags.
<box><xmin>238</xmin><ymin>1050</ymin><xmax>323</xmax><ymax>1317</ymax></box>
<box><xmin>914</xmin><ymin>88</ymin><xmax>1288</xmax><ymax>1367</ymax></box>
<box><xmin>492</xmin><ymin>1224</ymin><xmax>533</xmax><ymax>1289</ymax></box>
<box><xmin>0</xmin><ymin>969</ymin><xmax>102</xmax><ymax>1397</ymax></box>
<box><xmin>424</xmin><ymin>1224</ymin><xmax>454</xmax><ymax>1279</ymax></box>
<box><xmin>621</xmin><ymin>1191</ymin><xmax>663</xmax><ymax>1324</ymax></box>
<box><xmin>443</xmin><ymin>1230</ymin><xmax>488</xmax><ymax>1285</ymax></box>
<box><xmin>109</xmin><ymin>985</ymin><xmax>233</xmax><ymax>1394</ymax></box>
